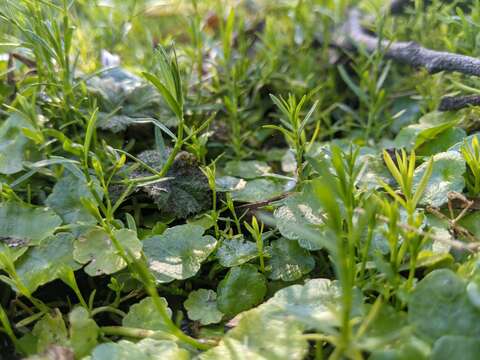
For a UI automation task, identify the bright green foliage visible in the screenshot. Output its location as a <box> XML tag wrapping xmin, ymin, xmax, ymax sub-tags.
<box><xmin>0</xmin><ymin>203</ymin><xmax>62</xmax><ymax>246</ymax></box>
<box><xmin>3</xmin><ymin>0</ymin><xmax>480</xmax><ymax>358</ymax></box>
<box><xmin>200</xmin><ymin>308</ymin><xmax>308</xmax><ymax>360</ymax></box>
<box><xmin>413</xmin><ymin>151</ymin><xmax>466</xmax><ymax>207</ymax></box>
<box><xmin>143</xmin><ymin>224</ymin><xmax>216</xmax><ymax>283</ymax></box>
<box><xmin>408</xmin><ymin>269</ymin><xmax>480</xmax><ymax>341</ymax></box>
<box><xmin>268</xmin><ymin>238</ymin><xmax>315</xmax><ymax>281</ymax></box>
<box><xmin>15</xmin><ymin>233</ymin><xmax>81</xmax><ymax>293</ymax></box>
<box><xmin>216</xmin><ymin>238</ymin><xmax>258</xmax><ymax>267</ymax></box>
<box><xmin>217</xmin><ymin>264</ymin><xmax>267</xmax><ymax>316</ymax></box>
<box><xmin>46</xmin><ymin>170</ymin><xmax>102</xmax><ymax>223</ymax></box>
<box><xmin>91</xmin><ymin>339</ymin><xmax>190</xmax><ymax>360</ymax></box>
<box><xmin>73</xmin><ymin>228</ymin><xmax>142</xmax><ymax>276</ymax></box>
<box><xmin>123</xmin><ymin>297</ymin><xmax>172</xmax><ymax>332</ymax></box>
<box><xmin>69</xmin><ymin>307</ymin><xmax>99</xmax><ymax>358</ymax></box>
<box><xmin>32</xmin><ymin>310</ymin><xmax>69</xmax><ymax>354</ymax></box>
<box><xmin>0</xmin><ymin>114</ymin><xmax>35</xmax><ymax>175</ymax></box>
<box><xmin>184</xmin><ymin>289</ymin><xmax>224</xmax><ymax>325</ymax></box>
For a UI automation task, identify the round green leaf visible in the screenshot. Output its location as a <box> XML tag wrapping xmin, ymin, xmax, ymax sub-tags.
<box><xmin>268</xmin><ymin>238</ymin><xmax>315</xmax><ymax>281</ymax></box>
<box><xmin>143</xmin><ymin>224</ymin><xmax>216</xmax><ymax>283</ymax></box>
<box><xmin>200</xmin><ymin>307</ymin><xmax>308</xmax><ymax>360</ymax></box>
<box><xmin>260</xmin><ymin>278</ymin><xmax>343</xmax><ymax>330</ymax></box>
<box><xmin>46</xmin><ymin>170</ymin><xmax>102</xmax><ymax>224</ymax></box>
<box><xmin>413</xmin><ymin>151</ymin><xmax>465</xmax><ymax>207</ymax></box>
<box><xmin>123</xmin><ymin>297</ymin><xmax>172</xmax><ymax>332</ymax></box>
<box><xmin>184</xmin><ymin>289</ymin><xmax>223</xmax><ymax>325</ymax></box>
<box><xmin>431</xmin><ymin>336</ymin><xmax>480</xmax><ymax>360</ymax></box>
<box><xmin>217</xmin><ymin>264</ymin><xmax>267</xmax><ymax>316</ymax></box>
<box><xmin>73</xmin><ymin>228</ymin><xmax>142</xmax><ymax>276</ymax></box>
<box><xmin>91</xmin><ymin>339</ymin><xmax>190</xmax><ymax>360</ymax></box>
<box><xmin>232</xmin><ymin>178</ymin><xmax>285</xmax><ymax>203</ymax></box>
<box><xmin>15</xmin><ymin>233</ymin><xmax>82</xmax><ymax>293</ymax></box>
<box><xmin>216</xmin><ymin>238</ymin><xmax>257</xmax><ymax>267</ymax></box>
<box><xmin>223</xmin><ymin>160</ymin><xmax>271</xmax><ymax>179</ymax></box>
<box><xmin>273</xmin><ymin>188</ymin><xmax>326</xmax><ymax>250</ymax></box>
<box><xmin>408</xmin><ymin>269</ymin><xmax>480</xmax><ymax>341</ymax></box>
<box><xmin>69</xmin><ymin>307</ymin><xmax>99</xmax><ymax>358</ymax></box>
<box><xmin>32</xmin><ymin>310</ymin><xmax>68</xmax><ymax>353</ymax></box>
<box><xmin>0</xmin><ymin>113</ymin><xmax>35</xmax><ymax>175</ymax></box>
<box><xmin>0</xmin><ymin>202</ymin><xmax>61</xmax><ymax>246</ymax></box>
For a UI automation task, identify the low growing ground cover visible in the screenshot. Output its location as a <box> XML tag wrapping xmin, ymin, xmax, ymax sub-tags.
<box><xmin>2</xmin><ymin>0</ymin><xmax>480</xmax><ymax>359</ymax></box>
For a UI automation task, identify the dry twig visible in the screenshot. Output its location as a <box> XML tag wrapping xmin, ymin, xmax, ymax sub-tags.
<box><xmin>335</xmin><ymin>7</ymin><xmax>480</xmax><ymax>112</ymax></box>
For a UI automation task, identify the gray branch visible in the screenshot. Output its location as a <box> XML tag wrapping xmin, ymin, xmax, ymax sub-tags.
<box><xmin>338</xmin><ymin>9</ymin><xmax>480</xmax><ymax>78</ymax></box>
<box><xmin>390</xmin><ymin>0</ymin><xmax>413</xmax><ymax>14</ymax></box>
<box><xmin>439</xmin><ymin>95</ymin><xmax>480</xmax><ymax>111</ymax></box>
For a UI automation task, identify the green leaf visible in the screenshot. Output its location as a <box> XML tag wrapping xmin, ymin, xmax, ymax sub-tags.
<box><xmin>268</xmin><ymin>238</ymin><xmax>315</xmax><ymax>281</ymax></box>
<box><xmin>408</xmin><ymin>269</ymin><xmax>480</xmax><ymax>341</ymax></box>
<box><xmin>223</xmin><ymin>160</ymin><xmax>272</xmax><ymax>179</ymax></box>
<box><xmin>32</xmin><ymin>310</ymin><xmax>69</xmax><ymax>353</ymax></box>
<box><xmin>217</xmin><ymin>264</ymin><xmax>267</xmax><ymax>317</ymax></box>
<box><xmin>259</xmin><ymin>278</ymin><xmax>346</xmax><ymax>331</ymax></box>
<box><xmin>15</xmin><ymin>233</ymin><xmax>82</xmax><ymax>293</ymax></box>
<box><xmin>73</xmin><ymin>228</ymin><xmax>142</xmax><ymax>276</ymax></box>
<box><xmin>369</xmin><ymin>337</ymin><xmax>431</xmax><ymax>360</ymax></box>
<box><xmin>142</xmin><ymin>72</ymin><xmax>182</xmax><ymax>120</ymax></box>
<box><xmin>69</xmin><ymin>307</ymin><xmax>99</xmax><ymax>358</ymax></box>
<box><xmin>413</xmin><ymin>151</ymin><xmax>465</xmax><ymax>207</ymax></box>
<box><xmin>123</xmin><ymin>297</ymin><xmax>172</xmax><ymax>332</ymax></box>
<box><xmin>0</xmin><ymin>113</ymin><xmax>36</xmax><ymax>174</ymax></box>
<box><xmin>216</xmin><ymin>238</ymin><xmax>258</xmax><ymax>267</ymax></box>
<box><xmin>431</xmin><ymin>336</ymin><xmax>480</xmax><ymax>360</ymax></box>
<box><xmin>46</xmin><ymin>170</ymin><xmax>102</xmax><ymax>224</ymax></box>
<box><xmin>199</xmin><ymin>307</ymin><xmax>308</xmax><ymax>360</ymax></box>
<box><xmin>394</xmin><ymin>112</ymin><xmax>457</xmax><ymax>150</ymax></box>
<box><xmin>91</xmin><ymin>339</ymin><xmax>190</xmax><ymax>360</ymax></box>
<box><xmin>232</xmin><ymin>178</ymin><xmax>286</xmax><ymax>203</ymax></box>
<box><xmin>143</xmin><ymin>224</ymin><xmax>216</xmax><ymax>283</ymax></box>
<box><xmin>417</xmin><ymin>127</ymin><xmax>466</xmax><ymax>156</ymax></box>
<box><xmin>273</xmin><ymin>187</ymin><xmax>326</xmax><ymax>250</ymax></box>
<box><xmin>184</xmin><ymin>289</ymin><xmax>224</xmax><ymax>325</ymax></box>
<box><xmin>0</xmin><ymin>202</ymin><xmax>61</xmax><ymax>246</ymax></box>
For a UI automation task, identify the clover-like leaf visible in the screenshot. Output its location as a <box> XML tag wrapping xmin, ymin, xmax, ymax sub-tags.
<box><xmin>32</xmin><ymin>310</ymin><xmax>69</xmax><ymax>354</ymax></box>
<box><xmin>200</xmin><ymin>307</ymin><xmax>308</xmax><ymax>360</ymax></box>
<box><xmin>217</xmin><ymin>264</ymin><xmax>267</xmax><ymax>317</ymax></box>
<box><xmin>46</xmin><ymin>170</ymin><xmax>102</xmax><ymax>224</ymax></box>
<box><xmin>268</xmin><ymin>238</ymin><xmax>315</xmax><ymax>281</ymax></box>
<box><xmin>431</xmin><ymin>336</ymin><xmax>480</xmax><ymax>360</ymax></box>
<box><xmin>123</xmin><ymin>297</ymin><xmax>172</xmax><ymax>332</ymax></box>
<box><xmin>15</xmin><ymin>233</ymin><xmax>82</xmax><ymax>293</ymax></box>
<box><xmin>216</xmin><ymin>238</ymin><xmax>258</xmax><ymax>267</ymax></box>
<box><xmin>143</xmin><ymin>224</ymin><xmax>216</xmax><ymax>283</ymax></box>
<box><xmin>417</xmin><ymin>127</ymin><xmax>466</xmax><ymax>156</ymax></box>
<box><xmin>184</xmin><ymin>289</ymin><xmax>224</xmax><ymax>325</ymax></box>
<box><xmin>223</xmin><ymin>160</ymin><xmax>272</xmax><ymax>179</ymax></box>
<box><xmin>69</xmin><ymin>307</ymin><xmax>99</xmax><ymax>358</ymax></box>
<box><xmin>394</xmin><ymin>112</ymin><xmax>457</xmax><ymax>150</ymax></box>
<box><xmin>73</xmin><ymin>228</ymin><xmax>142</xmax><ymax>276</ymax></box>
<box><xmin>413</xmin><ymin>151</ymin><xmax>465</xmax><ymax>207</ymax></box>
<box><xmin>273</xmin><ymin>187</ymin><xmax>326</xmax><ymax>250</ymax></box>
<box><xmin>408</xmin><ymin>269</ymin><xmax>480</xmax><ymax>341</ymax></box>
<box><xmin>0</xmin><ymin>113</ymin><xmax>36</xmax><ymax>174</ymax></box>
<box><xmin>232</xmin><ymin>178</ymin><xmax>286</xmax><ymax>203</ymax></box>
<box><xmin>91</xmin><ymin>339</ymin><xmax>190</xmax><ymax>360</ymax></box>
<box><xmin>0</xmin><ymin>202</ymin><xmax>61</xmax><ymax>246</ymax></box>
<box><xmin>259</xmin><ymin>278</ymin><xmax>343</xmax><ymax>331</ymax></box>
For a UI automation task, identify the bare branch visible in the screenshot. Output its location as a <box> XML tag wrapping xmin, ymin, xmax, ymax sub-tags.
<box><xmin>438</xmin><ymin>95</ymin><xmax>480</xmax><ymax>111</ymax></box>
<box><xmin>338</xmin><ymin>9</ymin><xmax>480</xmax><ymax>78</ymax></box>
<box><xmin>390</xmin><ymin>0</ymin><xmax>413</xmax><ymax>14</ymax></box>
